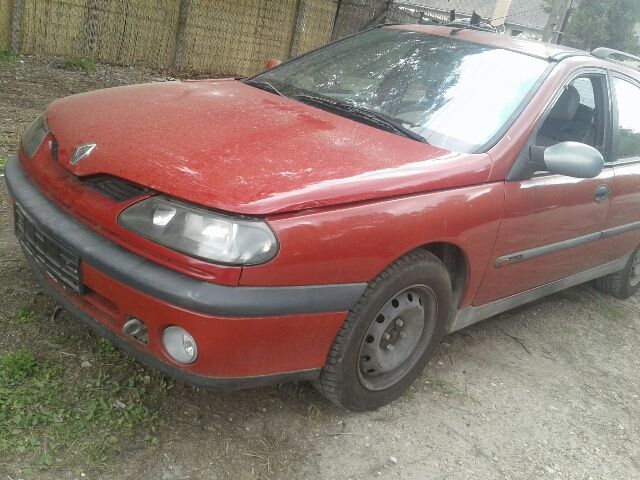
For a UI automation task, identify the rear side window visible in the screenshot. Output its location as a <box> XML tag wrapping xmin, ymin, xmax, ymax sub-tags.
<box><xmin>613</xmin><ymin>77</ymin><xmax>640</xmax><ymax>160</ymax></box>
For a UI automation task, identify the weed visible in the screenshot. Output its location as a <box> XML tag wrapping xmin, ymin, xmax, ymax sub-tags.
<box><xmin>429</xmin><ymin>378</ymin><xmax>463</xmax><ymax>397</ymax></box>
<box><xmin>0</xmin><ymin>347</ymin><xmax>173</xmax><ymax>468</ymax></box>
<box><xmin>65</xmin><ymin>57</ymin><xmax>97</xmax><ymax>73</ymax></box>
<box><xmin>0</xmin><ymin>350</ymin><xmax>38</xmax><ymax>382</ymax></box>
<box><xmin>0</xmin><ymin>49</ymin><xmax>18</xmax><ymax>64</ymax></box>
<box><xmin>98</xmin><ymin>337</ymin><xmax>118</xmax><ymax>355</ymax></box>
<box><xmin>11</xmin><ymin>306</ymin><xmax>38</xmax><ymax>325</ymax></box>
<box><xmin>50</xmin><ymin>332</ymin><xmax>87</xmax><ymax>348</ymax></box>
<box><xmin>597</xmin><ymin>296</ymin><xmax>629</xmax><ymax>322</ymax></box>
<box><xmin>0</xmin><ymin>157</ymin><xmax>7</xmax><ymax>170</ymax></box>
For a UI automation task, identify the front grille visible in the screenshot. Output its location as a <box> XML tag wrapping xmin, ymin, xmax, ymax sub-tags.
<box><xmin>85</xmin><ymin>176</ymin><xmax>147</xmax><ymax>202</ymax></box>
<box><xmin>14</xmin><ymin>204</ymin><xmax>83</xmax><ymax>293</ymax></box>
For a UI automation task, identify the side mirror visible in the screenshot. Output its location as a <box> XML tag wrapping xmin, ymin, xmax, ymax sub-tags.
<box><xmin>265</xmin><ymin>58</ymin><xmax>282</xmax><ymax>70</ymax></box>
<box><xmin>530</xmin><ymin>141</ymin><xmax>604</xmax><ymax>179</ymax></box>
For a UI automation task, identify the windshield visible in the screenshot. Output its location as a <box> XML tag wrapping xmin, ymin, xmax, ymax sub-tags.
<box><xmin>250</xmin><ymin>28</ymin><xmax>549</xmax><ymax>153</ymax></box>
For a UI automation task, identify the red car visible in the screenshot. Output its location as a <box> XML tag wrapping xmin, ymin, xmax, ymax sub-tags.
<box><xmin>6</xmin><ymin>25</ymin><xmax>640</xmax><ymax>411</ymax></box>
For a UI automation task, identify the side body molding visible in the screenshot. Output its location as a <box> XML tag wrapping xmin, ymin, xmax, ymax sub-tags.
<box><xmin>451</xmin><ymin>254</ymin><xmax>630</xmax><ymax>332</ymax></box>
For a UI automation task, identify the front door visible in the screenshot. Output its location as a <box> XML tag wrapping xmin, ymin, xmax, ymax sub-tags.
<box><xmin>474</xmin><ymin>72</ymin><xmax>614</xmax><ymax>305</ymax></box>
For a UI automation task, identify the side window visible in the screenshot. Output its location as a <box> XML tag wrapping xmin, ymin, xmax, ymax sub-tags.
<box><xmin>572</xmin><ymin>77</ymin><xmax>596</xmax><ymax>109</ymax></box>
<box><xmin>613</xmin><ymin>77</ymin><xmax>640</xmax><ymax>160</ymax></box>
<box><xmin>536</xmin><ymin>75</ymin><xmax>604</xmax><ymax>149</ymax></box>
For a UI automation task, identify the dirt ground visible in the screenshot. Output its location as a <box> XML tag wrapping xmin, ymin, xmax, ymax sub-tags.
<box><xmin>1</xmin><ymin>57</ymin><xmax>639</xmax><ymax>480</ymax></box>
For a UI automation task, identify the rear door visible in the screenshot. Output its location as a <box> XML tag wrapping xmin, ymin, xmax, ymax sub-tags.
<box><xmin>474</xmin><ymin>69</ymin><xmax>615</xmax><ymax>305</ymax></box>
<box><xmin>602</xmin><ymin>74</ymin><xmax>640</xmax><ymax>260</ymax></box>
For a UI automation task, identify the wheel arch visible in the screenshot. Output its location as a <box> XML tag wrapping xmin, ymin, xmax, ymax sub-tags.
<box><xmin>418</xmin><ymin>242</ymin><xmax>469</xmax><ymax>310</ymax></box>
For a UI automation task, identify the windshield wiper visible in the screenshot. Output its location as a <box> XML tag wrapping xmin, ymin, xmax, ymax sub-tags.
<box><xmin>294</xmin><ymin>94</ymin><xmax>427</xmax><ymax>143</ymax></box>
<box><xmin>244</xmin><ymin>79</ymin><xmax>283</xmax><ymax>96</ymax></box>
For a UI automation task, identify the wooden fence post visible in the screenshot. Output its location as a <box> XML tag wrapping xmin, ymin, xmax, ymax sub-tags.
<box><xmin>83</xmin><ymin>0</ymin><xmax>100</xmax><ymax>56</ymax></box>
<box><xmin>331</xmin><ymin>0</ymin><xmax>343</xmax><ymax>39</ymax></box>
<box><xmin>11</xmin><ymin>0</ymin><xmax>21</xmax><ymax>53</ymax></box>
<box><xmin>174</xmin><ymin>0</ymin><xmax>190</xmax><ymax>71</ymax></box>
<box><xmin>289</xmin><ymin>0</ymin><xmax>305</xmax><ymax>59</ymax></box>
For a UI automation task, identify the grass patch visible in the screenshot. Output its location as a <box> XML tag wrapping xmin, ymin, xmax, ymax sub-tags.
<box><xmin>64</xmin><ymin>57</ymin><xmax>97</xmax><ymax>73</ymax></box>
<box><xmin>0</xmin><ymin>348</ymin><xmax>172</xmax><ymax>468</ymax></box>
<box><xmin>98</xmin><ymin>337</ymin><xmax>118</xmax><ymax>355</ymax></box>
<box><xmin>50</xmin><ymin>331</ymin><xmax>86</xmax><ymax>348</ymax></box>
<box><xmin>596</xmin><ymin>296</ymin><xmax>629</xmax><ymax>323</ymax></box>
<box><xmin>429</xmin><ymin>378</ymin><xmax>463</xmax><ymax>397</ymax></box>
<box><xmin>0</xmin><ymin>49</ymin><xmax>18</xmax><ymax>64</ymax></box>
<box><xmin>0</xmin><ymin>157</ymin><xmax>7</xmax><ymax>170</ymax></box>
<box><xmin>11</xmin><ymin>306</ymin><xmax>38</xmax><ymax>325</ymax></box>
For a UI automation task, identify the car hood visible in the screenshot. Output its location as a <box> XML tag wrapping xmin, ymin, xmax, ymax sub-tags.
<box><xmin>46</xmin><ymin>79</ymin><xmax>492</xmax><ymax>215</ymax></box>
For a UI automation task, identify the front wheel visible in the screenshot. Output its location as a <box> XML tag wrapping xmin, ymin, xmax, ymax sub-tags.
<box><xmin>315</xmin><ymin>250</ymin><xmax>452</xmax><ymax>411</ymax></box>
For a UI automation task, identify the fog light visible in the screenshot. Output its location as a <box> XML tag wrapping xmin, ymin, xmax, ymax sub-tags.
<box><xmin>162</xmin><ymin>326</ymin><xmax>198</xmax><ymax>364</ymax></box>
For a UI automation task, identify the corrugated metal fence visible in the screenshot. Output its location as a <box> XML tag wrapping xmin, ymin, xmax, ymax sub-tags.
<box><xmin>0</xmin><ymin>0</ymin><xmax>339</xmax><ymax>76</ymax></box>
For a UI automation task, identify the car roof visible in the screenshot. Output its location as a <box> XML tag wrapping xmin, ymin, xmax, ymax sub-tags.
<box><xmin>385</xmin><ymin>24</ymin><xmax>640</xmax><ymax>80</ymax></box>
<box><xmin>386</xmin><ymin>24</ymin><xmax>586</xmax><ymax>61</ymax></box>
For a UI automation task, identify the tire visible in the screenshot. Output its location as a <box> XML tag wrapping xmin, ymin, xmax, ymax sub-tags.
<box><xmin>594</xmin><ymin>245</ymin><xmax>640</xmax><ymax>299</ymax></box>
<box><xmin>315</xmin><ymin>249</ymin><xmax>452</xmax><ymax>411</ymax></box>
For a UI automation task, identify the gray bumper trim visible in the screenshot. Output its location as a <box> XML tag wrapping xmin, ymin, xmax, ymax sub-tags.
<box><xmin>4</xmin><ymin>155</ymin><xmax>366</xmax><ymax>317</ymax></box>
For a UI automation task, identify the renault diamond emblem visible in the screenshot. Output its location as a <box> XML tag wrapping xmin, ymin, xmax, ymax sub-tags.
<box><xmin>70</xmin><ymin>143</ymin><xmax>96</xmax><ymax>165</ymax></box>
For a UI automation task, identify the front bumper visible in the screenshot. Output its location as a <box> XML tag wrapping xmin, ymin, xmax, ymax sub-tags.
<box><xmin>4</xmin><ymin>155</ymin><xmax>365</xmax><ymax>388</ymax></box>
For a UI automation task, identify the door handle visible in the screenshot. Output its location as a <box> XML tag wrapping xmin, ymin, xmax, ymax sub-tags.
<box><xmin>594</xmin><ymin>184</ymin><xmax>610</xmax><ymax>203</ymax></box>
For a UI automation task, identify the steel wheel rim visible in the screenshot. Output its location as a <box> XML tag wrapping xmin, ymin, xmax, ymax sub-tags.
<box><xmin>630</xmin><ymin>252</ymin><xmax>640</xmax><ymax>287</ymax></box>
<box><xmin>357</xmin><ymin>284</ymin><xmax>438</xmax><ymax>392</ymax></box>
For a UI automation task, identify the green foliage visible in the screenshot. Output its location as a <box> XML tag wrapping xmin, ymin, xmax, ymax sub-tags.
<box><xmin>563</xmin><ymin>0</ymin><xmax>640</xmax><ymax>53</ymax></box>
<box><xmin>65</xmin><ymin>57</ymin><xmax>97</xmax><ymax>73</ymax></box>
<box><xmin>0</xmin><ymin>351</ymin><xmax>38</xmax><ymax>382</ymax></box>
<box><xmin>0</xmin><ymin>157</ymin><xmax>7</xmax><ymax>170</ymax></box>
<box><xmin>618</xmin><ymin>128</ymin><xmax>640</xmax><ymax>159</ymax></box>
<box><xmin>98</xmin><ymin>338</ymin><xmax>118</xmax><ymax>354</ymax></box>
<box><xmin>11</xmin><ymin>306</ymin><xmax>38</xmax><ymax>325</ymax></box>
<box><xmin>0</xmin><ymin>49</ymin><xmax>18</xmax><ymax>63</ymax></box>
<box><xmin>0</xmin><ymin>348</ymin><xmax>172</xmax><ymax>467</ymax></box>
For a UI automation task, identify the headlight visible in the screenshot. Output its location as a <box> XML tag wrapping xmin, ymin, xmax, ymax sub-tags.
<box><xmin>118</xmin><ymin>196</ymin><xmax>279</xmax><ymax>265</ymax></box>
<box><xmin>21</xmin><ymin>114</ymin><xmax>50</xmax><ymax>159</ymax></box>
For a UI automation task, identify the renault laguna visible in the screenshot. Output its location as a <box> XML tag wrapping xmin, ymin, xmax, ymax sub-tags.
<box><xmin>6</xmin><ymin>24</ymin><xmax>640</xmax><ymax>410</ymax></box>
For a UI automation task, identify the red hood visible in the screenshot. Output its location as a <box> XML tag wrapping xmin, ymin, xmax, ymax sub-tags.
<box><xmin>46</xmin><ymin>79</ymin><xmax>492</xmax><ymax>215</ymax></box>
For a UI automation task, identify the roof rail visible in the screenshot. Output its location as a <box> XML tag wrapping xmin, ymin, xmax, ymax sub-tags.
<box><xmin>591</xmin><ymin>47</ymin><xmax>640</xmax><ymax>64</ymax></box>
<box><xmin>549</xmin><ymin>51</ymin><xmax>590</xmax><ymax>61</ymax></box>
<box><xmin>445</xmin><ymin>22</ymin><xmax>498</xmax><ymax>34</ymax></box>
